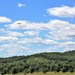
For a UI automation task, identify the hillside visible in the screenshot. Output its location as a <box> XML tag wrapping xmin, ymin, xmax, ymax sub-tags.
<box><xmin>0</xmin><ymin>50</ymin><xmax>75</xmax><ymax>75</ymax></box>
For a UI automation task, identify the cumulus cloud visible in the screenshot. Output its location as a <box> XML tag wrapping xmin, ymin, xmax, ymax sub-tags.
<box><xmin>24</xmin><ymin>31</ymin><xmax>39</xmax><ymax>37</ymax></box>
<box><xmin>0</xmin><ymin>43</ymin><xmax>29</xmax><ymax>57</ymax></box>
<box><xmin>1</xmin><ymin>18</ymin><xmax>75</xmax><ymax>56</ymax></box>
<box><xmin>17</xmin><ymin>37</ymin><xmax>58</xmax><ymax>45</ymax></box>
<box><xmin>7</xmin><ymin>31</ymin><xmax>24</xmax><ymax>37</ymax></box>
<box><xmin>6</xmin><ymin>30</ymin><xmax>39</xmax><ymax>37</ymax></box>
<box><xmin>47</xmin><ymin>6</ymin><xmax>75</xmax><ymax>17</ymax></box>
<box><xmin>7</xmin><ymin>20</ymin><xmax>46</xmax><ymax>30</ymax></box>
<box><xmin>0</xmin><ymin>16</ymin><xmax>12</xmax><ymax>23</ymax></box>
<box><xmin>60</xmin><ymin>41</ymin><xmax>75</xmax><ymax>52</ymax></box>
<box><xmin>6</xmin><ymin>19</ymin><xmax>75</xmax><ymax>41</ymax></box>
<box><xmin>45</xmin><ymin>19</ymin><xmax>75</xmax><ymax>40</ymax></box>
<box><xmin>18</xmin><ymin>3</ymin><xmax>25</xmax><ymax>7</ymax></box>
<box><xmin>0</xmin><ymin>36</ymin><xmax>18</xmax><ymax>42</ymax></box>
<box><xmin>7</xmin><ymin>19</ymin><xmax>73</xmax><ymax>31</ymax></box>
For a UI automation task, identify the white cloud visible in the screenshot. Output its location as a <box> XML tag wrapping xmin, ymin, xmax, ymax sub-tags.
<box><xmin>1</xmin><ymin>19</ymin><xmax>75</xmax><ymax>56</ymax></box>
<box><xmin>17</xmin><ymin>37</ymin><xmax>42</xmax><ymax>44</ymax></box>
<box><xmin>0</xmin><ymin>36</ymin><xmax>18</xmax><ymax>42</ymax></box>
<box><xmin>0</xmin><ymin>16</ymin><xmax>12</xmax><ymax>23</ymax></box>
<box><xmin>7</xmin><ymin>31</ymin><xmax>24</xmax><ymax>37</ymax></box>
<box><xmin>18</xmin><ymin>3</ymin><xmax>25</xmax><ymax>7</ymax></box>
<box><xmin>7</xmin><ymin>20</ymin><xmax>46</xmax><ymax>30</ymax></box>
<box><xmin>41</xmin><ymin>39</ymin><xmax>58</xmax><ymax>45</ymax></box>
<box><xmin>17</xmin><ymin>37</ymin><xmax>58</xmax><ymax>45</ymax></box>
<box><xmin>7</xmin><ymin>30</ymin><xmax>39</xmax><ymax>37</ymax></box>
<box><xmin>0</xmin><ymin>43</ymin><xmax>29</xmax><ymax>57</ymax></box>
<box><xmin>60</xmin><ymin>41</ymin><xmax>75</xmax><ymax>52</ymax></box>
<box><xmin>7</xmin><ymin>19</ymin><xmax>73</xmax><ymax>31</ymax></box>
<box><xmin>24</xmin><ymin>31</ymin><xmax>39</xmax><ymax>37</ymax></box>
<box><xmin>6</xmin><ymin>19</ymin><xmax>75</xmax><ymax>41</ymax></box>
<box><xmin>45</xmin><ymin>19</ymin><xmax>75</xmax><ymax>40</ymax></box>
<box><xmin>47</xmin><ymin>6</ymin><xmax>75</xmax><ymax>17</ymax></box>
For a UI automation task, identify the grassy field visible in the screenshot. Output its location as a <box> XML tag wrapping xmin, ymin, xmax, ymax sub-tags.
<box><xmin>4</xmin><ymin>72</ymin><xmax>75</xmax><ymax>75</ymax></box>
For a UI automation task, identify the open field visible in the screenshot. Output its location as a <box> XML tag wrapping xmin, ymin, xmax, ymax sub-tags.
<box><xmin>4</xmin><ymin>72</ymin><xmax>75</xmax><ymax>75</ymax></box>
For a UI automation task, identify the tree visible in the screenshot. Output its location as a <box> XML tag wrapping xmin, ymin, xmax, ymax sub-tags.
<box><xmin>50</xmin><ymin>65</ymin><xmax>55</xmax><ymax>71</ymax></box>
<box><xmin>17</xmin><ymin>66</ymin><xmax>24</xmax><ymax>72</ymax></box>
<box><xmin>35</xmin><ymin>64</ymin><xmax>40</xmax><ymax>72</ymax></box>
<box><xmin>23</xmin><ymin>69</ymin><xmax>29</xmax><ymax>75</ymax></box>
<box><xmin>29</xmin><ymin>67</ymin><xmax>34</xmax><ymax>73</ymax></box>
<box><xmin>2</xmin><ymin>68</ymin><xmax>7</xmax><ymax>74</ymax></box>
<box><xmin>42</xmin><ymin>68</ymin><xmax>48</xmax><ymax>74</ymax></box>
<box><xmin>0</xmin><ymin>66</ymin><xmax>3</xmax><ymax>72</ymax></box>
<box><xmin>54</xmin><ymin>65</ymin><xmax>61</xmax><ymax>72</ymax></box>
<box><xmin>69</xmin><ymin>68</ymin><xmax>74</xmax><ymax>73</ymax></box>
<box><xmin>11</xmin><ymin>67</ymin><xmax>17</xmax><ymax>75</ymax></box>
<box><xmin>62</xmin><ymin>67</ymin><xmax>67</xmax><ymax>73</ymax></box>
<box><xmin>1</xmin><ymin>72</ymin><xmax>4</xmax><ymax>75</ymax></box>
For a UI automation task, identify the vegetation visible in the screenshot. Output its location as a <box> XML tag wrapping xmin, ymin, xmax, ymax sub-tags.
<box><xmin>3</xmin><ymin>72</ymin><xmax>75</xmax><ymax>75</ymax></box>
<box><xmin>0</xmin><ymin>50</ymin><xmax>75</xmax><ymax>75</ymax></box>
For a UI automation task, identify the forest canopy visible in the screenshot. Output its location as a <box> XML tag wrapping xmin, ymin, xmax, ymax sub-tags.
<box><xmin>0</xmin><ymin>50</ymin><xmax>75</xmax><ymax>75</ymax></box>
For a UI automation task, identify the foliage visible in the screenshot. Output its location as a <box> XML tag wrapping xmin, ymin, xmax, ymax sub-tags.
<box><xmin>0</xmin><ymin>50</ymin><xmax>75</xmax><ymax>74</ymax></box>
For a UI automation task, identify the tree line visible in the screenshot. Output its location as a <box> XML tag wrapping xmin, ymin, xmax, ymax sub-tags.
<box><xmin>0</xmin><ymin>50</ymin><xmax>75</xmax><ymax>75</ymax></box>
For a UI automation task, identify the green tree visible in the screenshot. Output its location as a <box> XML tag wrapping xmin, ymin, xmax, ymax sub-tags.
<box><xmin>42</xmin><ymin>68</ymin><xmax>48</xmax><ymax>74</ymax></box>
<box><xmin>69</xmin><ymin>68</ymin><xmax>74</xmax><ymax>73</ymax></box>
<box><xmin>62</xmin><ymin>67</ymin><xmax>67</xmax><ymax>73</ymax></box>
<box><xmin>50</xmin><ymin>64</ymin><xmax>55</xmax><ymax>71</ymax></box>
<box><xmin>11</xmin><ymin>67</ymin><xmax>17</xmax><ymax>75</ymax></box>
<box><xmin>23</xmin><ymin>69</ymin><xmax>29</xmax><ymax>75</ymax></box>
<box><xmin>1</xmin><ymin>72</ymin><xmax>4</xmax><ymax>75</ymax></box>
<box><xmin>29</xmin><ymin>67</ymin><xmax>34</xmax><ymax>73</ymax></box>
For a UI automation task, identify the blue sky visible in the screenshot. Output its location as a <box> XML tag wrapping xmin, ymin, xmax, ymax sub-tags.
<box><xmin>0</xmin><ymin>0</ymin><xmax>75</xmax><ymax>57</ymax></box>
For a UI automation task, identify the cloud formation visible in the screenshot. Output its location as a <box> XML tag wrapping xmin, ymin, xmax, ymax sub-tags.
<box><xmin>0</xmin><ymin>36</ymin><xmax>18</xmax><ymax>42</ymax></box>
<box><xmin>6</xmin><ymin>19</ymin><xmax>75</xmax><ymax>41</ymax></box>
<box><xmin>3</xmin><ymin>19</ymin><xmax>75</xmax><ymax>53</ymax></box>
<box><xmin>0</xmin><ymin>16</ymin><xmax>12</xmax><ymax>23</ymax></box>
<box><xmin>47</xmin><ymin>6</ymin><xmax>75</xmax><ymax>17</ymax></box>
<box><xmin>1</xmin><ymin>5</ymin><xmax>75</xmax><ymax>57</ymax></box>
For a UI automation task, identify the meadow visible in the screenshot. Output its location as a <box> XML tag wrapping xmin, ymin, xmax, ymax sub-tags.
<box><xmin>4</xmin><ymin>72</ymin><xmax>75</xmax><ymax>75</ymax></box>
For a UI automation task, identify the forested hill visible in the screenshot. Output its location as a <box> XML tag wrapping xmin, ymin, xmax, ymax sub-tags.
<box><xmin>0</xmin><ymin>50</ymin><xmax>75</xmax><ymax>75</ymax></box>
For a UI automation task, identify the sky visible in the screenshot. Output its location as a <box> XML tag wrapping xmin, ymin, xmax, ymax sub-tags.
<box><xmin>0</xmin><ymin>0</ymin><xmax>75</xmax><ymax>57</ymax></box>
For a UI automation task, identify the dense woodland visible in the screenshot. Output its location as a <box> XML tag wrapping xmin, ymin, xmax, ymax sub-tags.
<box><xmin>0</xmin><ymin>50</ymin><xmax>75</xmax><ymax>75</ymax></box>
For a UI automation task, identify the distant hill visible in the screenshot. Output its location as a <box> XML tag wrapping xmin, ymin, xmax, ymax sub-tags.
<box><xmin>0</xmin><ymin>50</ymin><xmax>75</xmax><ymax>75</ymax></box>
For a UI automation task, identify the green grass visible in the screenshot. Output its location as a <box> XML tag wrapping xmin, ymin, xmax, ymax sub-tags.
<box><xmin>4</xmin><ymin>72</ymin><xmax>75</xmax><ymax>75</ymax></box>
